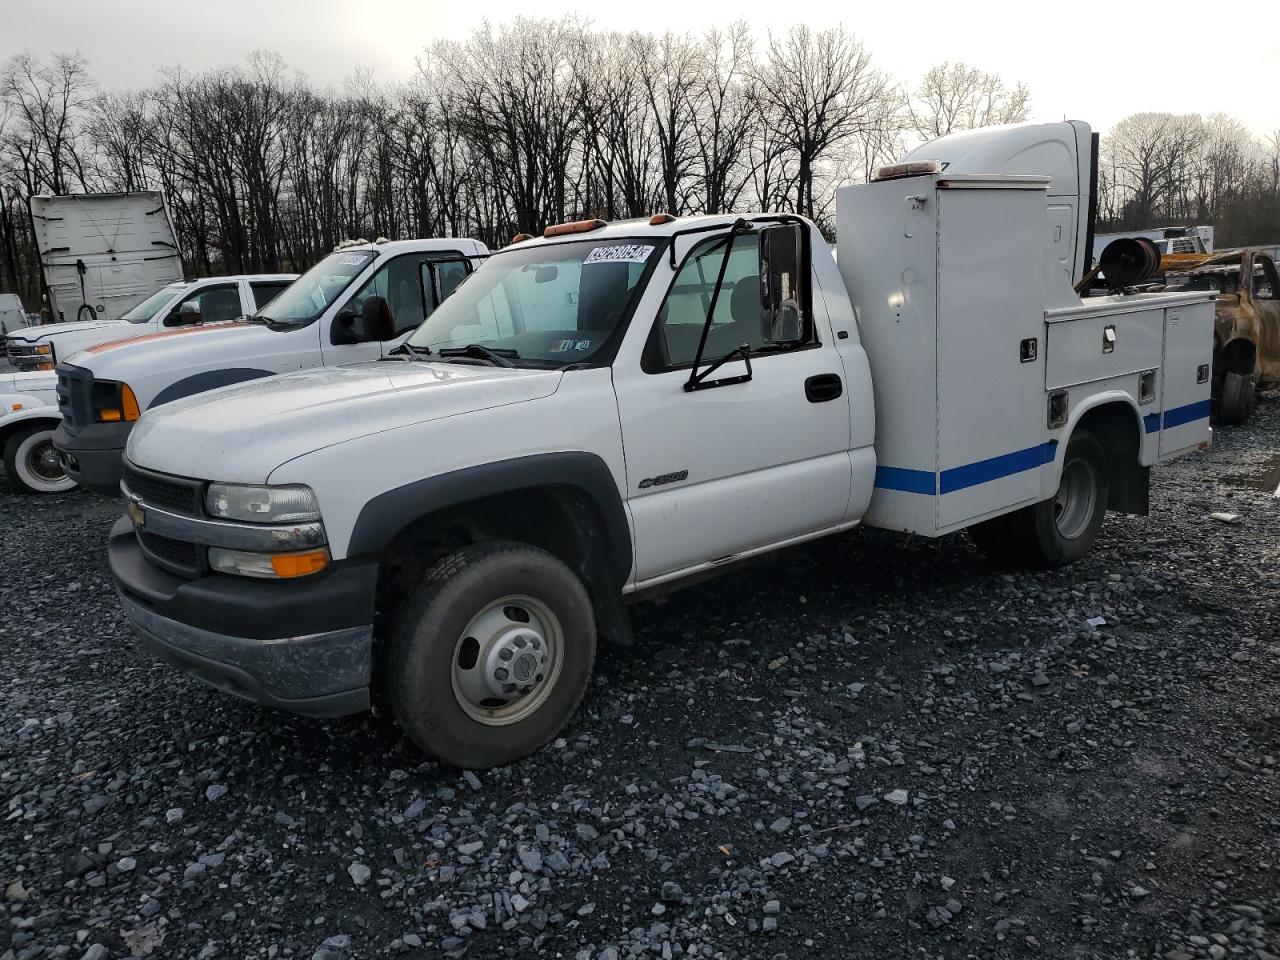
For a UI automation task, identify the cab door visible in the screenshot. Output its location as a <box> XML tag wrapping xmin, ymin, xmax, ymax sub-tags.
<box><xmin>611</xmin><ymin>225</ymin><xmax>853</xmax><ymax>584</ymax></box>
<box><xmin>323</xmin><ymin>250</ymin><xmax>465</xmax><ymax>364</ymax></box>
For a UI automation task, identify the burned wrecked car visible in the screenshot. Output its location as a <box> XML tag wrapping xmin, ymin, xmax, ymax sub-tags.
<box><xmin>1166</xmin><ymin>248</ymin><xmax>1280</xmax><ymax>425</ymax></box>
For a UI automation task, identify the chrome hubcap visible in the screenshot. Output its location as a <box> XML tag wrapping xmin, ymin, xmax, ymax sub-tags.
<box><xmin>26</xmin><ymin>437</ymin><xmax>66</xmax><ymax>483</ymax></box>
<box><xmin>451</xmin><ymin>596</ymin><xmax>562</xmax><ymax>726</ymax></box>
<box><xmin>1054</xmin><ymin>459</ymin><xmax>1097</xmax><ymax>540</ymax></box>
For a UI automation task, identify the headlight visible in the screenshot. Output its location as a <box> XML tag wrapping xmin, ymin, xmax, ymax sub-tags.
<box><xmin>33</xmin><ymin>343</ymin><xmax>53</xmax><ymax>356</ymax></box>
<box><xmin>209</xmin><ymin>546</ymin><xmax>331</xmax><ymax>579</ymax></box>
<box><xmin>91</xmin><ymin>380</ymin><xmax>141</xmax><ymax>422</ymax></box>
<box><xmin>206</xmin><ymin>483</ymin><xmax>321</xmax><ymax>523</ymax></box>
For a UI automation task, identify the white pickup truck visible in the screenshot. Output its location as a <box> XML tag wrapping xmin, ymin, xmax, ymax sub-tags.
<box><xmin>108</xmin><ymin>122</ymin><xmax>1214</xmax><ymax>770</ymax></box>
<box><xmin>5</xmin><ymin>273</ymin><xmax>296</xmax><ymax>372</ymax></box>
<box><xmin>51</xmin><ymin>239</ymin><xmax>487</xmax><ymax>494</ymax></box>
<box><xmin>0</xmin><ymin>274</ymin><xmax>296</xmax><ymax>494</ymax></box>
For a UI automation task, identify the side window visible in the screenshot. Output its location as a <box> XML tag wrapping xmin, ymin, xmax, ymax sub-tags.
<box><xmin>648</xmin><ymin>233</ymin><xmax>769</xmax><ymax>370</ymax></box>
<box><xmin>423</xmin><ymin>259</ymin><xmax>471</xmax><ymax>316</ymax></box>
<box><xmin>165</xmin><ymin>283</ymin><xmax>241</xmax><ymax>326</ymax></box>
<box><xmin>1254</xmin><ymin>257</ymin><xmax>1278</xmax><ymax>300</ymax></box>
<box><xmin>250</xmin><ymin>282</ymin><xmax>291</xmax><ymax>309</ymax></box>
<box><xmin>348</xmin><ymin>256</ymin><xmax>429</xmax><ymax>336</ymax></box>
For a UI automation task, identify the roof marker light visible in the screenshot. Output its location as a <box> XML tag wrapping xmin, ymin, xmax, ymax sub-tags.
<box><xmin>871</xmin><ymin>160</ymin><xmax>943</xmax><ymax>182</ymax></box>
<box><xmin>543</xmin><ymin>218</ymin><xmax>607</xmax><ymax>238</ymax></box>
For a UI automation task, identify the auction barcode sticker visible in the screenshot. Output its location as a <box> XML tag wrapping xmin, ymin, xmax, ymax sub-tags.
<box><xmin>584</xmin><ymin>244</ymin><xmax>654</xmax><ymax>265</ymax></box>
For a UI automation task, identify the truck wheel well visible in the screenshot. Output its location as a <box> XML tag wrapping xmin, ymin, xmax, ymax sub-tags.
<box><xmin>1215</xmin><ymin>337</ymin><xmax>1256</xmax><ymax>378</ymax></box>
<box><xmin>375</xmin><ymin>485</ymin><xmax>633</xmax><ymax>647</ymax></box>
<box><xmin>1073</xmin><ymin>402</ymin><xmax>1148</xmax><ymax>516</ymax></box>
<box><xmin>0</xmin><ymin>416</ymin><xmax>61</xmax><ymax>450</ymax></box>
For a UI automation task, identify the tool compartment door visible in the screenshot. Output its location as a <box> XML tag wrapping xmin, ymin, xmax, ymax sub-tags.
<box><xmin>935</xmin><ymin>181</ymin><xmax>1049</xmax><ymax>529</ymax></box>
<box><xmin>1158</xmin><ymin>299</ymin><xmax>1213</xmax><ymax>455</ymax></box>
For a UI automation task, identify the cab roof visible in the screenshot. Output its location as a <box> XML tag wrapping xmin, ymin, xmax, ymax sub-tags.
<box><xmin>505</xmin><ymin>214</ymin><xmax>806</xmax><ymax>253</ymax></box>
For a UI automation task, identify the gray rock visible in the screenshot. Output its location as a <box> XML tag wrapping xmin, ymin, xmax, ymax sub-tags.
<box><xmin>518</xmin><ymin>846</ymin><xmax>542</xmax><ymax>873</ymax></box>
<box><xmin>348</xmin><ymin>863</ymin><xmax>372</xmax><ymax>885</ymax></box>
<box><xmin>769</xmin><ymin>817</ymin><xmax>791</xmax><ymax>833</ymax></box>
<box><xmin>82</xmin><ymin>946</ymin><xmax>109</xmax><ymax>960</ymax></box>
<box><xmin>855</xmin><ymin>795</ymin><xmax>879</xmax><ymax>811</ymax></box>
<box><xmin>205</xmin><ymin>784</ymin><xmax>228</xmax><ymax>802</ymax></box>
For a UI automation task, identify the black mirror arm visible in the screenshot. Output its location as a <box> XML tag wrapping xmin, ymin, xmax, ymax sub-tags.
<box><xmin>685</xmin><ymin>342</ymin><xmax>752</xmax><ymax>392</ymax></box>
<box><xmin>685</xmin><ymin>218</ymin><xmax>751</xmax><ymax>392</ymax></box>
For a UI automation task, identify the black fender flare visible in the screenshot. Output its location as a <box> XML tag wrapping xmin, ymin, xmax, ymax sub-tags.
<box><xmin>151</xmin><ymin>368</ymin><xmax>276</xmax><ymax>407</ymax></box>
<box><xmin>346</xmin><ymin>451</ymin><xmax>634</xmax><ymax>587</ymax></box>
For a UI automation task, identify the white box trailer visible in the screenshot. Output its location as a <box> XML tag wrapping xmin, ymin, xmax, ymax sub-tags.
<box><xmin>29</xmin><ymin>192</ymin><xmax>184</xmax><ymax>324</ymax></box>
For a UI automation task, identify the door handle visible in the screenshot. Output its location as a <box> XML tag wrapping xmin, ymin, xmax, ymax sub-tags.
<box><xmin>805</xmin><ymin>373</ymin><xmax>843</xmax><ymax>403</ymax></box>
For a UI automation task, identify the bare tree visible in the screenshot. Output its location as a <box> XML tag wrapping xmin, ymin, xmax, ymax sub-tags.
<box><xmin>905</xmin><ymin>61</ymin><xmax>1029</xmax><ymax>141</ymax></box>
<box><xmin>752</xmin><ymin>26</ymin><xmax>893</xmax><ymax>220</ymax></box>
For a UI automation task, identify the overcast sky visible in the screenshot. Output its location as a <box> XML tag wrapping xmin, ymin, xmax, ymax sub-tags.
<box><xmin>4</xmin><ymin>0</ymin><xmax>1278</xmax><ymax>137</ymax></box>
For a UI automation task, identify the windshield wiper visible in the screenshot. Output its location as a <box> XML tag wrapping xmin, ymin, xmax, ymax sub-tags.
<box><xmin>437</xmin><ymin>344</ymin><xmax>517</xmax><ymax>368</ymax></box>
<box><xmin>385</xmin><ymin>343</ymin><xmax>432</xmax><ymax>362</ymax></box>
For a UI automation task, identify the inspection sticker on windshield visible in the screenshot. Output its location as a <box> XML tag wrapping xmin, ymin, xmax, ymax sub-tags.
<box><xmin>584</xmin><ymin>244</ymin><xmax>654</xmax><ymax>265</ymax></box>
<box><xmin>337</xmin><ymin>253</ymin><xmax>369</xmax><ymax>265</ymax></box>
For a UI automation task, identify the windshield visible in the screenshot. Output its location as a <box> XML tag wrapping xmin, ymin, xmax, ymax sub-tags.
<box><xmin>406</xmin><ymin>238</ymin><xmax>660</xmax><ymax>365</ymax></box>
<box><xmin>122</xmin><ymin>283</ymin><xmax>186</xmax><ymax>323</ymax></box>
<box><xmin>256</xmin><ymin>250</ymin><xmax>377</xmax><ymax>324</ymax></box>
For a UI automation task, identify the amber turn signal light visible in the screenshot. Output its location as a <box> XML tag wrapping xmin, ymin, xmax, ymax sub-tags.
<box><xmin>270</xmin><ymin>549</ymin><xmax>331</xmax><ymax>578</ymax></box>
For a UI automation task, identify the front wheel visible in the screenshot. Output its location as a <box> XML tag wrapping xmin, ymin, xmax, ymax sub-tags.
<box><xmin>971</xmin><ymin>431</ymin><xmax>1109</xmax><ymax>568</ymax></box>
<box><xmin>387</xmin><ymin>541</ymin><xmax>597</xmax><ymax>769</ymax></box>
<box><xmin>1217</xmin><ymin>371</ymin><xmax>1256</xmax><ymax>426</ymax></box>
<box><xmin>4</xmin><ymin>424</ymin><xmax>77</xmax><ymax>494</ymax></box>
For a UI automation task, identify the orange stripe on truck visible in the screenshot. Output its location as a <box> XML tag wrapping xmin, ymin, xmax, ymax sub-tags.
<box><xmin>83</xmin><ymin>322</ymin><xmax>242</xmax><ymax>354</ymax></box>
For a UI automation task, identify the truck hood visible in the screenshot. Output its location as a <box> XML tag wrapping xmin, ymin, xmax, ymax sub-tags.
<box><xmin>6</xmin><ymin>318</ymin><xmax>127</xmax><ymax>343</ymax></box>
<box><xmin>127</xmin><ymin>361</ymin><xmax>565</xmax><ymax>483</ymax></box>
<box><xmin>62</xmin><ymin>320</ymin><xmax>265</xmax><ymax>373</ymax></box>
<box><xmin>0</xmin><ymin>369</ymin><xmax>58</xmax><ymax>396</ymax></box>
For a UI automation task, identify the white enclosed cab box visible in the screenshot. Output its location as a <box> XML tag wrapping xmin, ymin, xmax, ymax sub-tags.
<box><xmin>29</xmin><ymin>192</ymin><xmax>184</xmax><ymax>323</ymax></box>
<box><xmin>0</xmin><ymin>293</ymin><xmax>25</xmax><ymax>334</ymax></box>
<box><xmin>838</xmin><ymin>167</ymin><xmax>1214</xmax><ymax>537</ymax></box>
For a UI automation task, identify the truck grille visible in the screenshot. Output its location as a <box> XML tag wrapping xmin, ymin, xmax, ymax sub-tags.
<box><xmin>123</xmin><ymin>461</ymin><xmax>204</xmax><ymax>516</ymax></box>
<box><xmin>55</xmin><ymin>365</ymin><xmax>95</xmax><ymax>434</ymax></box>
<box><xmin>137</xmin><ymin>530</ymin><xmax>203</xmax><ymax>578</ymax></box>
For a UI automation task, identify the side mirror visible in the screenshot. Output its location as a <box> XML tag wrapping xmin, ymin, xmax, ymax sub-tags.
<box><xmin>177</xmin><ymin>301</ymin><xmax>202</xmax><ymax>325</ymax></box>
<box><xmin>330</xmin><ymin>308</ymin><xmax>364</xmax><ymax>345</ymax></box>
<box><xmin>360</xmin><ymin>295</ymin><xmax>396</xmax><ymax>342</ymax></box>
<box><xmin>759</xmin><ymin>224</ymin><xmax>807</xmax><ymax>346</ymax></box>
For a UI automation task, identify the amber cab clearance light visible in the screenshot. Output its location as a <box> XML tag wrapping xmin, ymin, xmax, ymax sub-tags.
<box><xmin>543</xmin><ymin>218</ymin><xmax>606</xmax><ymax>238</ymax></box>
<box><xmin>649</xmin><ymin>213</ymin><xmax>676</xmax><ymax>225</ymax></box>
<box><xmin>510</xmin><ymin>233</ymin><xmax>532</xmax><ymax>244</ymax></box>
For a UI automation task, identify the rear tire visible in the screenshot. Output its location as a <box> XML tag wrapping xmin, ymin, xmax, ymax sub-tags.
<box><xmin>1217</xmin><ymin>371</ymin><xmax>1256</xmax><ymax>426</ymax></box>
<box><xmin>4</xmin><ymin>424</ymin><xmax>77</xmax><ymax>494</ymax></box>
<box><xmin>970</xmin><ymin>431</ymin><xmax>1108</xmax><ymax>568</ymax></box>
<box><xmin>387</xmin><ymin>541</ymin><xmax>596</xmax><ymax>769</ymax></box>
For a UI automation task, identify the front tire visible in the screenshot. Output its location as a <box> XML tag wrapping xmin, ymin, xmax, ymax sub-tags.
<box><xmin>971</xmin><ymin>431</ymin><xmax>1109</xmax><ymax>568</ymax></box>
<box><xmin>387</xmin><ymin>541</ymin><xmax>597</xmax><ymax>769</ymax></box>
<box><xmin>4</xmin><ymin>424</ymin><xmax>77</xmax><ymax>494</ymax></box>
<box><xmin>1217</xmin><ymin>371</ymin><xmax>1256</xmax><ymax>426</ymax></box>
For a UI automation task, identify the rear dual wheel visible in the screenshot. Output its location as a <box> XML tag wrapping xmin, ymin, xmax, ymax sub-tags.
<box><xmin>969</xmin><ymin>431</ymin><xmax>1108</xmax><ymax>568</ymax></box>
<box><xmin>387</xmin><ymin>541</ymin><xmax>597</xmax><ymax>769</ymax></box>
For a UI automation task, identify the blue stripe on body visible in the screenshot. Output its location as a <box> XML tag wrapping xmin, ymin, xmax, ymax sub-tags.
<box><xmin>876</xmin><ymin>398</ymin><xmax>1209</xmax><ymax>497</ymax></box>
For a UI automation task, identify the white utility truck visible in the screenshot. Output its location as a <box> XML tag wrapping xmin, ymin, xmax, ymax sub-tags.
<box><xmin>53</xmin><ymin>238</ymin><xmax>487</xmax><ymax>493</ymax></box>
<box><xmin>5</xmin><ymin>272</ymin><xmax>296</xmax><ymax>372</ymax></box>
<box><xmin>0</xmin><ymin>274</ymin><xmax>296</xmax><ymax>494</ymax></box>
<box><xmin>25</xmin><ymin>191</ymin><xmax>183</xmax><ymax>330</ymax></box>
<box><xmin>107</xmin><ymin>122</ymin><xmax>1214</xmax><ymax>770</ymax></box>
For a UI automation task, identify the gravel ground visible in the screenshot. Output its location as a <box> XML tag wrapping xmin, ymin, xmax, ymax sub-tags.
<box><xmin>2</xmin><ymin>395</ymin><xmax>1278</xmax><ymax>960</ymax></box>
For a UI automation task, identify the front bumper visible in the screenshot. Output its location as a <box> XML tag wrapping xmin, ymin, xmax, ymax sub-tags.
<box><xmin>52</xmin><ymin>421</ymin><xmax>131</xmax><ymax>494</ymax></box>
<box><xmin>109</xmin><ymin>516</ymin><xmax>377</xmax><ymax>716</ymax></box>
